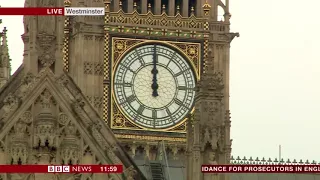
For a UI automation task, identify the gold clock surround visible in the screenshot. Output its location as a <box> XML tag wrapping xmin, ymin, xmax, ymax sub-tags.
<box><xmin>110</xmin><ymin>37</ymin><xmax>201</xmax><ymax>133</ymax></box>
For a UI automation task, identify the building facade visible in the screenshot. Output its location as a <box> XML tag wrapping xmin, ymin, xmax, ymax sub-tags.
<box><xmin>0</xmin><ymin>0</ymin><xmax>240</xmax><ymax>179</ymax></box>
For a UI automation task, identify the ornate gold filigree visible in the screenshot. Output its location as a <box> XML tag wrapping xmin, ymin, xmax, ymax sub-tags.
<box><xmin>111</xmin><ymin>104</ymin><xmax>141</xmax><ymax>129</ymax></box>
<box><xmin>112</xmin><ymin>38</ymin><xmax>144</xmax><ymax>66</ymax></box>
<box><xmin>170</xmin><ymin>121</ymin><xmax>187</xmax><ymax>132</ymax></box>
<box><xmin>172</xmin><ymin>43</ymin><xmax>200</xmax><ymax>75</ymax></box>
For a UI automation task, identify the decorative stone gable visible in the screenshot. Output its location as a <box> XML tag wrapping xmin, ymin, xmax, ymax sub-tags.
<box><xmin>0</xmin><ymin>69</ymin><xmax>144</xmax><ymax>180</ymax></box>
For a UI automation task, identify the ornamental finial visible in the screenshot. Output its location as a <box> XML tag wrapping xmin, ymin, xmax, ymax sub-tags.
<box><xmin>176</xmin><ymin>5</ymin><xmax>180</xmax><ymax>15</ymax></box>
<box><xmin>203</xmin><ymin>0</ymin><xmax>211</xmax><ymax>16</ymax></box>
<box><xmin>148</xmin><ymin>3</ymin><xmax>152</xmax><ymax>12</ymax></box>
<box><xmin>119</xmin><ymin>1</ymin><xmax>123</xmax><ymax>9</ymax></box>
<box><xmin>190</xmin><ymin>6</ymin><xmax>194</xmax><ymax>15</ymax></box>
<box><xmin>64</xmin><ymin>0</ymin><xmax>71</xmax><ymax>7</ymax></box>
<box><xmin>133</xmin><ymin>2</ymin><xmax>137</xmax><ymax>11</ymax></box>
<box><xmin>162</xmin><ymin>4</ymin><xmax>166</xmax><ymax>14</ymax></box>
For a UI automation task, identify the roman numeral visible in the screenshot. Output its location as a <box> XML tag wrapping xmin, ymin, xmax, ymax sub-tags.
<box><xmin>174</xmin><ymin>69</ymin><xmax>189</xmax><ymax>77</ymax></box>
<box><xmin>165</xmin><ymin>108</ymin><xmax>175</xmax><ymax>124</ymax></box>
<box><xmin>152</xmin><ymin>109</ymin><xmax>157</xmax><ymax>119</ymax></box>
<box><xmin>165</xmin><ymin>108</ymin><xmax>172</xmax><ymax>116</ymax></box>
<box><xmin>169</xmin><ymin>52</ymin><xmax>177</xmax><ymax>61</ymax></box>
<box><xmin>124</xmin><ymin>82</ymin><xmax>132</xmax><ymax>87</ymax></box>
<box><xmin>177</xmin><ymin>86</ymin><xmax>194</xmax><ymax>90</ymax></box>
<box><xmin>173</xmin><ymin>98</ymin><xmax>188</xmax><ymax>108</ymax></box>
<box><xmin>166</xmin><ymin>53</ymin><xmax>177</xmax><ymax>67</ymax></box>
<box><xmin>120</xmin><ymin>63</ymin><xmax>136</xmax><ymax>74</ymax></box>
<box><xmin>137</xmin><ymin>105</ymin><xmax>145</xmax><ymax>115</ymax></box>
<box><xmin>135</xmin><ymin>49</ymin><xmax>145</xmax><ymax>66</ymax></box>
<box><xmin>114</xmin><ymin>82</ymin><xmax>132</xmax><ymax>87</ymax></box>
<box><xmin>126</xmin><ymin>95</ymin><xmax>136</xmax><ymax>103</ymax></box>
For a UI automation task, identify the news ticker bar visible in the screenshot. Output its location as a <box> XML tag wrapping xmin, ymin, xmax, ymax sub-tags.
<box><xmin>0</xmin><ymin>7</ymin><xmax>105</xmax><ymax>16</ymax></box>
<box><xmin>202</xmin><ymin>165</ymin><xmax>320</xmax><ymax>173</ymax></box>
<box><xmin>0</xmin><ymin>165</ymin><xmax>122</xmax><ymax>173</ymax></box>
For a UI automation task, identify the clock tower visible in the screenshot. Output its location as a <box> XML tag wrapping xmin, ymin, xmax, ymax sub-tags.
<box><xmin>64</xmin><ymin>0</ymin><xmax>238</xmax><ymax>178</ymax></box>
<box><xmin>106</xmin><ymin>1</ymin><xmax>207</xmax><ymax>161</ymax></box>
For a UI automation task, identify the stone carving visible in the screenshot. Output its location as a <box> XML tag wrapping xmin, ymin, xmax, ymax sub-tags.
<box><xmin>0</xmin><ymin>67</ymin><xmax>144</xmax><ymax>178</ymax></box>
<box><xmin>13</xmin><ymin>120</ymin><xmax>29</xmax><ymax>139</ymax></box>
<box><xmin>39</xmin><ymin>89</ymin><xmax>54</xmax><ymax>108</ymax></box>
<box><xmin>60</xmin><ymin>122</ymin><xmax>80</xmax><ymax>165</ymax></box>
<box><xmin>208</xmin><ymin>152</ymin><xmax>218</xmax><ymax>164</ymax></box>
<box><xmin>32</xmin><ymin>90</ymin><xmax>59</xmax><ymax>169</ymax></box>
<box><xmin>22</xmin><ymin>72</ymin><xmax>35</xmax><ymax>85</ymax></box>
<box><xmin>61</xmin><ymin>147</ymin><xmax>80</xmax><ymax>165</ymax></box>
<box><xmin>197</xmin><ymin>72</ymin><xmax>224</xmax><ymax>92</ymax></box>
<box><xmin>225</xmin><ymin>32</ymin><xmax>240</xmax><ymax>42</ymax></box>
<box><xmin>94</xmin><ymin>62</ymin><xmax>103</xmax><ymax>75</ymax></box>
<box><xmin>201</xmin><ymin>126</ymin><xmax>221</xmax><ymax>151</ymax></box>
<box><xmin>0</xmin><ymin>94</ymin><xmax>20</xmax><ymax>122</ymax></box>
<box><xmin>58</xmin><ymin>113</ymin><xmax>69</xmax><ymax>126</ymax></box>
<box><xmin>9</xmin><ymin>143</ymin><xmax>28</xmax><ymax>164</ymax></box>
<box><xmin>204</xmin><ymin>152</ymin><xmax>218</xmax><ymax>180</ymax></box>
<box><xmin>82</xmin><ymin>146</ymin><xmax>94</xmax><ymax>164</ymax></box>
<box><xmin>130</xmin><ymin>143</ymin><xmax>137</xmax><ymax>158</ymax></box>
<box><xmin>86</xmin><ymin>96</ymin><xmax>103</xmax><ymax>110</ymax></box>
<box><xmin>36</xmin><ymin>33</ymin><xmax>56</xmax><ymax>67</ymax></box>
<box><xmin>33</xmin><ymin>119</ymin><xmax>57</xmax><ymax>148</ymax></box>
<box><xmin>205</xmin><ymin>101</ymin><xmax>221</xmax><ymax>125</ymax></box>
<box><xmin>19</xmin><ymin>72</ymin><xmax>35</xmax><ymax>96</ymax></box>
<box><xmin>56</xmin><ymin>74</ymin><xmax>69</xmax><ymax>86</ymax></box>
<box><xmin>84</xmin><ymin>62</ymin><xmax>93</xmax><ymax>74</ymax></box>
<box><xmin>3</xmin><ymin>93</ymin><xmax>19</xmax><ymax>112</ymax></box>
<box><xmin>75</xmin><ymin>92</ymin><xmax>85</xmax><ymax>107</ymax></box>
<box><xmin>35</xmin><ymin>148</ymin><xmax>56</xmax><ymax>165</ymax></box>
<box><xmin>84</xmin><ymin>61</ymin><xmax>103</xmax><ymax>75</ymax></box>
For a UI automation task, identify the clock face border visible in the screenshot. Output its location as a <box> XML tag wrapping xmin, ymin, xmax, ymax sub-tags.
<box><xmin>110</xmin><ymin>37</ymin><xmax>201</xmax><ymax>132</ymax></box>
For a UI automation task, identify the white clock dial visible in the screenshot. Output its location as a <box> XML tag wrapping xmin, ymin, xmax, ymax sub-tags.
<box><xmin>113</xmin><ymin>44</ymin><xmax>196</xmax><ymax>129</ymax></box>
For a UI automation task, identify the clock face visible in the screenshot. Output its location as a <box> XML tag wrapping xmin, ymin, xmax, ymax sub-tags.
<box><xmin>113</xmin><ymin>44</ymin><xmax>196</xmax><ymax>129</ymax></box>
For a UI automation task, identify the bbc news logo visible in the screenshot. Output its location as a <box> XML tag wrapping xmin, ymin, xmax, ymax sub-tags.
<box><xmin>48</xmin><ymin>166</ymin><xmax>70</xmax><ymax>173</ymax></box>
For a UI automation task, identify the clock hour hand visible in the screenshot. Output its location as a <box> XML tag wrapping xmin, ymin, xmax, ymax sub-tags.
<box><xmin>151</xmin><ymin>45</ymin><xmax>159</xmax><ymax>97</ymax></box>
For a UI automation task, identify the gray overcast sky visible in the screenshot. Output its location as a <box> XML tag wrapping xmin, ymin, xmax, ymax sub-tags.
<box><xmin>1</xmin><ymin>0</ymin><xmax>320</xmax><ymax>162</ymax></box>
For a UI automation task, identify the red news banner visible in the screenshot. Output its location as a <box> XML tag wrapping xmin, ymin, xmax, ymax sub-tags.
<box><xmin>0</xmin><ymin>165</ymin><xmax>122</xmax><ymax>173</ymax></box>
<box><xmin>0</xmin><ymin>7</ymin><xmax>105</xmax><ymax>16</ymax></box>
<box><xmin>0</xmin><ymin>8</ymin><xmax>65</xmax><ymax>15</ymax></box>
<box><xmin>202</xmin><ymin>165</ymin><xmax>320</xmax><ymax>173</ymax></box>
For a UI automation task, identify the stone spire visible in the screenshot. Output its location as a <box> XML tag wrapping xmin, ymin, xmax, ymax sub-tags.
<box><xmin>0</xmin><ymin>20</ymin><xmax>11</xmax><ymax>89</ymax></box>
<box><xmin>22</xmin><ymin>0</ymin><xmax>65</xmax><ymax>75</ymax></box>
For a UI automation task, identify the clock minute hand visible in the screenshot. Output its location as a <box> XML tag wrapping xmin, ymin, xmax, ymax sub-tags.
<box><xmin>151</xmin><ymin>45</ymin><xmax>159</xmax><ymax>97</ymax></box>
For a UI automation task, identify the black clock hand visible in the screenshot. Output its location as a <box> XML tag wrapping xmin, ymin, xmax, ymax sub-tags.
<box><xmin>151</xmin><ymin>45</ymin><xmax>159</xmax><ymax>97</ymax></box>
